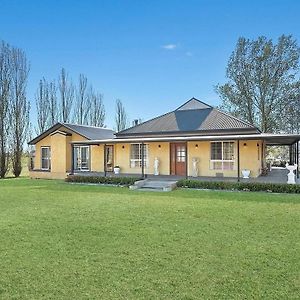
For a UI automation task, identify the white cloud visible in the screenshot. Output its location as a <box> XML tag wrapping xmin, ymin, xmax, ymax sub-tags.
<box><xmin>162</xmin><ymin>44</ymin><xmax>177</xmax><ymax>50</ymax></box>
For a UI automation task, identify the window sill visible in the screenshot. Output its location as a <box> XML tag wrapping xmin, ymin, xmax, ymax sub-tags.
<box><xmin>31</xmin><ymin>169</ymin><xmax>51</xmax><ymax>172</ymax></box>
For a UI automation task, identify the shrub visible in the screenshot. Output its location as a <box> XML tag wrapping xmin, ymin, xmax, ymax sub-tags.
<box><xmin>66</xmin><ymin>175</ymin><xmax>141</xmax><ymax>186</ymax></box>
<box><xmin>176</xmin><ymin>179</ymin><xmax>300</xmax><ymax>194</ymax></box>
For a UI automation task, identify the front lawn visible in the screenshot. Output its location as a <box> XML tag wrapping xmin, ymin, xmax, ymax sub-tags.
<box><xmin>0</xmin><ymin>179</ymin><xmax>299</xmax><ymax>299</ymax></box>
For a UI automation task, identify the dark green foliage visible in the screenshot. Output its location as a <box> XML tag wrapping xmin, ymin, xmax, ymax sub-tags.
<box><xmin>66</xmin><ymin>175</ymin><xmax>141</xmax><ymax>186</ymax></box>
<box><xmin>177</xmin><ymin>179</ymin><xmax>300</xmax><ymax>193</ymax></box>
<box><xmin>217</xmin><ymin>35</ymin><xmax>300</xmax><ymax>133</ymax></box>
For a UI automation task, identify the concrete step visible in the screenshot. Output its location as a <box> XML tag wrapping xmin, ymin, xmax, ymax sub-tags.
<box><xmin>129</xmin><ymin>179</ymin><xmax>177</xmax><ymax>192</ymax></box>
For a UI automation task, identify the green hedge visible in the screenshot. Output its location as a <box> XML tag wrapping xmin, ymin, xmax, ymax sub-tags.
<box><xmin>177</xmin><ymin>179</ymin><xmax>300</xmax><ymax>194</ymax></box>
<box><xmin>66</xmin><ymin>175</ymin><xmax>141</xmax><ymax>186</ymax></box>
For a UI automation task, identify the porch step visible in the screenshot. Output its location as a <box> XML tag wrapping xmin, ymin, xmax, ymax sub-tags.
<box><xmin>129</xmin><ymin>179</ymin><xmax>177</xmax><ymax>192</ymax></box>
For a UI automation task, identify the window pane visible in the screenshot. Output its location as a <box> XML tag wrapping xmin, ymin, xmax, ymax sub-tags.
<box><xmin>223</xmin><ymin>142</ymin><xmax>234</xmax><ymax>160</ymax></box>
<box><xmin>211</xmin><ymin>142</ymin><xmax>222</xmax><ymax>160</ymax></box>
<box><xmin>176</xmin><ymin>145</ymin><xmax>186</xmax><ymax>162</ymax></box>
<box><xmin>130</xmin><ymin>144</ymin><xmax>149</xmax><ymax>168</ymax></box>
<box><xmin>41</xmin><ymin>147</ymin><xmax>50</xmax><ymax>170</ymax></box>
<box><xmin>73</xmin><ymin>146</ymin><xmax>89</xmax><ymax>170</ymax></box>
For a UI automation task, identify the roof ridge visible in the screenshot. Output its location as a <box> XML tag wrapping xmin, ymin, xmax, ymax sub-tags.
<box><xmin>175</xmin><ymin>97</ymin><xmax>213</xmax><ymax>111</ymax></box>
<box><xmin>117</xmin><ymin>110</ymin><xmax>175</xmax><ymax>135</ymax></box>
<box><xmin>63</xmin><ymin>123</ymin><xmax>112</xmax><ymax>131</ymax></box>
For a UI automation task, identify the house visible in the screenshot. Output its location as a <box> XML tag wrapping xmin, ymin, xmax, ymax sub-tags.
<box><xmin>28</xmin><ymin>123</ymin><xmax>114</xmax><ymax>179</ymax></box>
<box><xmin>28</xmin><ymin>98</ymin><xmax>300</xmax><ymax>180</ymax></box>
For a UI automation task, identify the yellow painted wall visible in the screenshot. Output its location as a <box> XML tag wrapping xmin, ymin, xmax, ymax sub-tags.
<box><xmin>188</xmin><ymin>140</ymin><xmax>262</xmax><ymax>178</ymax></box>
<box><xmin>112</xmin><ymin>142</ymin><xmax>170</xmax><ymax>175</ymax></box>
<box><xmin>35</xmin><ymin>135</ymin><xmax>51</xmax><ymax>170</ymax></box>
<box><xmin>239</xmin><ymin>140</ymin><xmax>262</xmax><ymax>177</ymax></box>
<box><xmin>50</xmin><ymin>133</ymin><xmax>67</xmax><ymax>174</ymax></box>
<box><xmin>114</xmin><ymin>143</ymin><xmax>137</xmax><ymax>173</ymax></box>
<box><xmin>29</xmin><ymin>170</ymin><xmax>66</xmax><ymax>180</ymax></box>
<box><xmin>90</xmin><ymin>144</ymin><xmax>104</xmax><ymax>172</ymax></box>
<box><xmin>148</xmin><ymin>142</ymin><xmax>170</xmax><ymax>175</ymax></box>
<box><xmin>33</xmin><ymin>125</ymin><xmax>263</xmax><ymax>179</ymax></box>
<box><xmin>33</xmin><ymin>126</ymin><xmax>94</xmax><ymax>179</ymax></box>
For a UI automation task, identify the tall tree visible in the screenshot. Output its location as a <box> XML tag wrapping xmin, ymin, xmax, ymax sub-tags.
<box><xmin>217</xmin><ymin>35</ymin><xmax>300</xmax><ymax>133</ymax></box>
<box><xmin>280</xmin><ymin>82</ymin><xmax>300</xmax><ymax>133</ymax></box>
<box><xmin>88</xmin><ymin>88</ymin><xmax>105</xmax><ymax>127</ymax></box>
<box><xmin>48</xmin><ymin>80</ymin><xmax>58</xmax><ymax>127</ymax></box>
<box><xmin>0</xmin><ymin>42</ymin><xmax>11</xmax><ymax>178</ymax></box>
<box><xmin>115</xmin><ymin>99</ymin><xmax>128</xmax><ymax>132</ymax></box>
<box><xmin>58</xmin><ymin>68</ymin><xmax>74</xmax><ymax>123</ymax></box>
<box><xmin>35</xmin><ymin>78</ymin><xmax>49</xmax><ymax>134</ymax></box>
<box><xmin>10</xmin><ymin>46</ymin><xmax>30</xmax><ymax>177</ymax></box>
<box><xmin>74</xmin><ymin>74</ymin><xmax>89</xmax><ymax>124</ymax></box>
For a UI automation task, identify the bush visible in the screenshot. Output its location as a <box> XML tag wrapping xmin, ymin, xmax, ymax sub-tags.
<box><xmin>66</xmin><ymin>175</ymin><xmax>142</xmax><ymax>186</ymax></box>
<box><xmin>176</xmin><ymin>179</ymin><xmax>300</xmax><ymax>194</ymax></box>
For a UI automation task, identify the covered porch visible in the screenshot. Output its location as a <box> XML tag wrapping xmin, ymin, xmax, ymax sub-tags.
<box><xmin>73</xmin><ymin>167</ymin><xmax>295</xmax><ymax>184</ymax></box>
<box><xmin>70</xmin><ymin>132</ymin><xmax>300</xmax><ymax>184</ymax></box>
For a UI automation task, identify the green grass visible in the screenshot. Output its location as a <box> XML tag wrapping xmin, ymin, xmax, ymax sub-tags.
<box><xmin>0</xmin><ymin>179</ymin><xmax>299</xmax><ymax>299</ymax></box>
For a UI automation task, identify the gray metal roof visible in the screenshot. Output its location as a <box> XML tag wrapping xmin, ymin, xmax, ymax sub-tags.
<box><xmin>28</xmin><ymin>122</ymin><xmax>115</xmax><ymax>145</ymax></box>
<box><xmin>117</xmin><ymin>98</ymin><xmax>260</xmax><ymax>137</ymax></box>
<box><xmin>63</xmin><ymin>123</ymin><xmax>115</xmax><ymax>140</ymax></box>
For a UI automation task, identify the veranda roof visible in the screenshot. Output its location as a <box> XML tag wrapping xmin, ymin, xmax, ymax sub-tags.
<box><xmin>71</xmin><ymin>133</ymin><xmax>300</xmax><ymax>146</ymax></box>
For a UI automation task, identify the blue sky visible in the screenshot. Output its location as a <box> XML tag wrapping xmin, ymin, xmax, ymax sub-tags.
<box><xmin>1</xmin><ymin>0</ymin><xmax>300</xmax><ymax>128</ymax></box>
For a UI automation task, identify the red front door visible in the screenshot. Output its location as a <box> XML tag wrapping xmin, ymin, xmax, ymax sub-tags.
<box><xmin>170</xmin><ymin>143</ymin><xmax>187</xmax><ymax>176</ymax></box>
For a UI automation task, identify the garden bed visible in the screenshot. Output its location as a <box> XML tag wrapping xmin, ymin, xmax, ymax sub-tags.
<box><xmin>177</xmin><ymin>179</ymin><xmax>300</xmax><ymax>194</ymax></box>
<box><xmin>66</xmin><ymin>175</ymin><xmax>142</xmax><ymax>186</ymax></box>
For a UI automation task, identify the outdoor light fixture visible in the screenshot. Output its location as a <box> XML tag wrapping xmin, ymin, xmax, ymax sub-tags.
<box><xmin>257</xmin><ymin>143</ymin><xmax>259</xmax><ymax>147</ymax></box>
<box><xmin>243</xmin><ymin>143</ymin><xmax>247</xmax><ymax>147</ymax></box>
<box><xmin>195</xmin><ymin>144</ymin><xmax>198</xmax><ymax>148</ymax></box>
<box><xmin>122</xmin><ymin>145</ymin><xmax>125</xmax><ymax>149</ymax></box>
<box><xmin>158</xmin><ymin>145</ymin><xmax>161</xmax><ymax>148</ymax></box>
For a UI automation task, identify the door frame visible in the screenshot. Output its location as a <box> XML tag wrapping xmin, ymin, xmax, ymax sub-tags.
<box><xmin>170</xmin><ymin>142</ymin><xmax>187</xmax><ymax>176</ymax></box>
<box><xmin>104</xmin><ymin>144</ymin><xmax>114</xmax><ymax>172</ymax></box>
<box><xmin>73</xmin><ymin>145</ymin><xmax>90</xmax><ymax>171</ymax></box>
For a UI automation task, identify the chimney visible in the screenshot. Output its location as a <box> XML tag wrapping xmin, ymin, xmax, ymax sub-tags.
<box><xmin>133</xmin><ymin>119</ymin><xmax>139</xmax><ymax>126</ymax></box>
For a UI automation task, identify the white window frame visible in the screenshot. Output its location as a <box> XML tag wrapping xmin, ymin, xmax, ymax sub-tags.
<box><xmin>41</xmin><ymin>146</ymin><xmax>51</xmax><ymax>170</ymax></box>
<box><xmin>130</xmin><ymin>143</ymin><xmax>149</xmax><ymax>168</ymax></box>
<box><xmin>210</xmin><ymin>141</ymin><xmax>235</xmax><ymax>171</ymax></box>
<box><xmin>74</xmin><ymin>145</ymin><xmax>90</xmax><ymax>171</ymax></box>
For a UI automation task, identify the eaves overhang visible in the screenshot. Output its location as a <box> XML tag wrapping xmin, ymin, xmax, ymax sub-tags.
<box><xmin>71</xmin><ymin>133</ymin><xmax>300</xmax><ymax>146</ymax></box>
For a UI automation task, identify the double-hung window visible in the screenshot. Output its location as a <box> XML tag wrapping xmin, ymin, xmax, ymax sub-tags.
<box><xmin>130</xmin><ymin>144</ymin><xmax>149</xmax><ymax>168</ymax></box>
<box><xmin>41</xmin><ymin>147</ymin><xmax>51</xmax><ymax>170</ymax></box>
<box><xmin>210</xmin><ymin>141</ymin><xmax>235</xmax><ymax>170</ymax></box>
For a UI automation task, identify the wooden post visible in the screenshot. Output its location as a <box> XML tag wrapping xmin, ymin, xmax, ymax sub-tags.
<box><xmin>237</xmin><ymin>140</ymin><xmax>240</xmax><ymax>182</ymax></box>
<box><xmin>141</xmin><ymin>142</ymin><xmax>145</xmax><ymax>179</ymax></box>
<box><xmin>289</xmin><ymin>145</ymin><xmax>292</xmax><ymax>164</ymax></box>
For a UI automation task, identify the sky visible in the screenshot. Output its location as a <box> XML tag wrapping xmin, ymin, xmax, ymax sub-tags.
<box><xmin>1</xmin><ymin>0</ymin><xmax>300</xmax><ymax>129</ymax></box>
